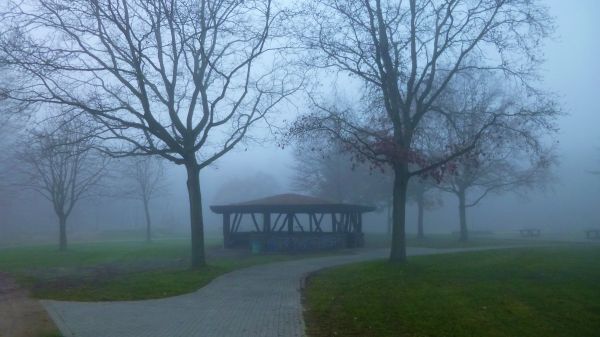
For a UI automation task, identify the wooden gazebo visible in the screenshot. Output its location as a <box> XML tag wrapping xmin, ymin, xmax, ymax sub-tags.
<box><xmin>210</xmin><ymin>193</ymin><xmax>375</xmax><ymax>252</ymax></box>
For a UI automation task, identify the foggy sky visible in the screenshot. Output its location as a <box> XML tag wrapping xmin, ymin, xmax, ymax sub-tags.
<box><xmin>1</xmin><ymin>0</ymin><xmax>599</xmax><ymax>245</ymax></box>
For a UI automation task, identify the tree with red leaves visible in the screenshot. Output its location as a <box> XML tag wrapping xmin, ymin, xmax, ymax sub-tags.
<box><xmin>289</xmin><ymin>0</ymin><xmax>557</xmax><ymax>263</ymax></box>
<box><xmin>292</xmin><ymin>133</ymin><xmax>393</xmax><ymax>211</ymax></box>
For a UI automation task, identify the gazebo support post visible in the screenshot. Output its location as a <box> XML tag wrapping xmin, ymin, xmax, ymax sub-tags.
<box><xmin>287</xmin><ymin>213</ymin><xmax>294</xmax><ymax>233</ymax></box>
<box><xmin>357</xmin><ymin>213</ymin><xmax>363</xmax><ymax>233</ymax></box>
<box><xmin>223</xmin><ymin>213</ymin><xmax>231</xmax><ymax>248</ymax></box>
<box><xmin>331</xmin><ymin>213</ymin><xmax>337</xmax><ymax>232</ymax></box>
<box><xmin>263</xmin><ymin>212</ymin><xmax>271</xmax><ymax>233</ymax></box>
<box><xmin>344</xmin><ymin>213</ymin><xmax>350</xmax><ymax>232</ymax></box>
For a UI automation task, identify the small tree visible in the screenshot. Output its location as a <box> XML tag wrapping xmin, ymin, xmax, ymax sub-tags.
<box><xmin>432</xmin><ymin>76</ymin><xmax>556</xmax><ymax>241</ymax></box>
<box><xmin>121</xmin><ymin>156</ymin><xmax>166</xmax><ymax>242</ymax></box>
<box><xmin>440</xmin><ymin>144</ymin><xmax>553</xmax><ymax>241</ymax></box>
<box><xmin>17</xmin><ymin>117</ymin><xmax>106</xmax><ymax>251</ymax></box>
<box><xmin>407</xmin><ymin>178</ymin><xmax>440</xmax><ymax>240</ymax></box>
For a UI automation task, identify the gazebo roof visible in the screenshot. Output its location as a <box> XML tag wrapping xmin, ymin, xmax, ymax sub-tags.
<box><xmin>210</xmin><ymin>193</ymin><xmax>375</xmax><ymax>214</ymax></box>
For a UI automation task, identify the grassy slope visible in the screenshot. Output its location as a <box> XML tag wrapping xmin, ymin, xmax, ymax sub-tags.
<box><xmin>305</xmin><ymin>245</ymin><xmax>600</xmax><ymax>337</ymax></box>
<box><xmin>0</xmin><ymin>240</ymin><xmax>193</xmax><ymax>272</ymax></box>
<box><xmin>0</xmin><ymin>234</ymin><xmax>571</xmax><ymax>302</ymax></box>
<box><xmin>0</xmin><ymin>240</ymin><xmax>325</xmax><ymax>301</ymax></box>
<box><xmin>365</xmin><ymin>233</ymin><xmax>559</xmax><ymax>250</ymax></box>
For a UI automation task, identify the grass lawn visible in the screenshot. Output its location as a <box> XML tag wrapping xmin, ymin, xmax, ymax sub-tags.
<box><xmin>0</xmin><ymin>239</ymin><xmax>332</xmax><ymax>301</ymax></box>
<box><xmin>364</xmin><ymin>232</ymin><xmax>554</xmax><ymax>250</ymax></box>
<box><xmin>304</xmin><ymin>245</ymin><xmax>600</xmax><ymax>337</ymax></box>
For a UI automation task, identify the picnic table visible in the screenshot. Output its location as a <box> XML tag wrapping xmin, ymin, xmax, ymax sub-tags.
<box><xmin>585</xmin><ymin>229</ymin><xmax>600</xmax><ymax>240</ymax></box>
<box><xmin>519</xmin><ymin>228</ymin><xmax>541</xmax><ymax>238</ymax></box>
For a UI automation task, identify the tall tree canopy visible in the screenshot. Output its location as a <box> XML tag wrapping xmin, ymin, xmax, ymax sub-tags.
<box><xmin>289</xmin><ymin>0</ymin><xmax>557</xmax><ymax>262</ymax></box>
<box><xmin>1</xmin><ymin>0</ymin><xmax>297</xmax><ymax>267</ymax></box>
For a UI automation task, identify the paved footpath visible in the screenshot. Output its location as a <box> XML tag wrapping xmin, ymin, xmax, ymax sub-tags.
<box><xmin>43</xmin><ymin>247</ymin><xmax>495</xmax><ymax>337</ymax></box>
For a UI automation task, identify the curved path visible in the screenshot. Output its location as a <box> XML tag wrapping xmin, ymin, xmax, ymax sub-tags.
<box><xmin>43</xmin><ymin>247</ymin><xmax>489</xmax><ymax>337</ymax></box>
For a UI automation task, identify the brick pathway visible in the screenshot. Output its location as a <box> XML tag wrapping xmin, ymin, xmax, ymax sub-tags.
<box><xmin>0</xmin><ymin>272</ymin><xmax>57</xmax><ymax>337</ymax></box>
<box><xmin>43</xmin><ymin>247</ymin><xmax>482</xmax><ymax>337</ymax></box>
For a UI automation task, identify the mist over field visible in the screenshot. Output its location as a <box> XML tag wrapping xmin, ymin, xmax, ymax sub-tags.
<box><xmin>0</xmin><ymin>0</ymin><xmax>598</xmax><ymax>247</ymax></box>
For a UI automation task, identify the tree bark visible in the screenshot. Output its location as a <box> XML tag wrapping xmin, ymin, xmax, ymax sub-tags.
<box><xmin>386</xmin><ymin>198</ymin><xmax>392</xmax><ymax>235</ymax></box>
<box><xmin>58</xmin><ymin>215</ymin><xmax>67</xmax><ymax>252</ymax></box>
<box><xmin>389</xmin><ymin>165</ymin><xmax>409</xmax><ymax>263</ymax></box>
<box><xmin>417</xmin><ymin>197</ymin><xmax>424</xmax><ymax>240</ymax></box>
<box><xmin>143</xmin><ymin>198</ymin><xmax>152</xmax><ymax>243</ymax></box>
<box><xmin>185</xmin><ymin>162</ymin><xmax>206</xmax><ymax>268</ymax></box>
<box><xmin>458</xmin><ymin>190</ymin><xmax>468</xmax><ymax>242</ymax></box>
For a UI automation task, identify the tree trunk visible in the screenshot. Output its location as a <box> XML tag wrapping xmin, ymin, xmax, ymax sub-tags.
<box><xmin>143</xmin><ymin>198</ymin><xmax>152</xmax><ymax>243</ymax></box>
<box><xmin>185</xmin><ymin>162</ymin><xmax>206</xmax><ymax>268</ymax></box>
<box><xmin>458</xmin><ymin>190</ymin><xmax>468</xmax><ymax>242</ymax></box>
<box><xmin>386</xmin><ymin>198</ymin><xmax>392</xmax><ymax>235</ymax></box>
<box><xmin>58</xmin><ymin>215</ymin><xmax>67</xmax><ymax>252</ymax></box>
<box><xmin>417</xmin><ymin>197</ymin><xmax>424</xmax><ymax>240</ymax></box>
<box><xmin>389</xmin><ymin>166</ymin><xmax>409</xmax><ymax>263</ymax></box>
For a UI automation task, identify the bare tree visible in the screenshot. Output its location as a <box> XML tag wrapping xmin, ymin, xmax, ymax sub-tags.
<box><xmin>1</xmin><ymin>0</ymin><xmax>297</xmax><ymax>267</ymax></box>
<box><xmin>289</xmin><ymin>0</ymin><xmax>556</xmax><ymax>262</ymax></box>
<box><xmin>0</xmin><ymin>31</ymin><xmax>31</xmax><ymax>137</ymax></box>
<box><xmin>432</xmin><ymin>76</ymin><xmax>556</xmax><ymax>241</ymax></box>
<box><xmin>292</xmin><ymin>138</ymin><xmax>392</xmax><ymax>206</ymax></box>
<box><xmin>17</xmin><ymin>117</ymin><xmax>106</xmax><ymax>251</ymax></box>
<box><xmin>121</xmin><ymin>156</ymin><xmax>166</xmax><ymax>242</ymax></box>
<box><xmin>590</xmin><ymin>147</ymin><xmax>600</xmax><ymax>177</ymax></box>
<box><xmin>439</xmin><ymin>143</ymin><xmax>553</xmax><ymax>242</ymax></box>
<box><xmin>407</xmin><ymin>178</ymin><xmax>440</xmax><ymax>240</ymax></box>
<box><xmin>0</xmin><ymin>70</ymin><xmax>11</xmax><ymax>186</ymax></box>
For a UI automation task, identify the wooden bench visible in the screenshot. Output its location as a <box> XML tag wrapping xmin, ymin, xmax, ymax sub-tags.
<box><xmin>519</xmin><ymin>228</ymin><xmax>541</xmax><ymax>238</ymax></box>
<box><xmin>585</xmin><ymin>229</ymin><xmax>600</xmax><ymax>240</ymax></box>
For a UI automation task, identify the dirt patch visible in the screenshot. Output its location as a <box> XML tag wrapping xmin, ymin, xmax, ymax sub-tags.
<box><xmin>0</xmin><ymin>272</ymin><xmax>59</xmax><ymax>337</ymax></box>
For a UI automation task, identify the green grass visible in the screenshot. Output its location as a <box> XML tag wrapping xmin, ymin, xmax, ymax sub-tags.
<box><xmin>304</xmin><ymin>245</ymin><xmax>600</xmax><ymax>337</ymax></box>
<box><xmin>0</xmin><ymin>239</ymin><xmax>329</xmax><ymax>301</ymax></box>
<box><xmin>0</xmin><ymin>239</ymin><xmax>193</xmax><ymax>272</ymax></box>
<box><xmin>37</xmin><ymin>332</ymin><xmax>63</xmax><ymax>337</ymax></box>
<box><xmin>364</xmin><ymin>232</ymin><xmax>551</xmax><ymax>250</ymax></box>
<box><xmin>23</xmin><ymin>255</ymin><xmax>300</xmax><ymax>301</ymax></box>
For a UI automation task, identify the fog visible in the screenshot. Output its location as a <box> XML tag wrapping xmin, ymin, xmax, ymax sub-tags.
<box><xmin>0</xmin><ymin>0</ymin><xmax>599</xmax><ymax>247</ymax></box>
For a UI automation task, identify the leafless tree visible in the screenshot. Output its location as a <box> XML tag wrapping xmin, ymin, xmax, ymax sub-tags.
<box><xmin>0</xmin><ymin>72</ymin><xmax>10</xmax><ymax>186</ymax></box>
<box><xmin>292</xmin><ymin>138</ymin><xmax>393</xmax><ymax>206</ymax></box>
<box><xmin>590</xmin><ymin>147</ymin><xmax>600</xmax><ymax>177</ymax></box>
<box><xmin>1</xmin><ymin>0</ymin><xmax>297</xmax><ymax>267</ymax></box>
<box><xmin>0</xmin><ymin>63</ymin><xmax>29</xmax><ymax>192</ymax></box>
<box><xmin>17</xmin><ymin>117</ymin><xmax>107</xmax><ymax>251</ymax></box>
<box><xmin>439</xmin><ymin>143</ymin><xmax>553</xmax><ymax>242</ymax></box>
<box><xmin>407</xmin><ymin>178</ymin><xmax>440</xmax><ymax>239</ymax></box>
<box><xmin>289</xmin><ymin>0</ymin><xmax>556</xmax><ymax>262</ymax></box>
<box><xmin>0</xmin><ymin>29</ymin><xmax>32</xmax><ymax>136</ymax></box>
<box><xmin>432</xmin><ymin>76</ymin><xmax>556</xmax><ymax>241</ymax></box>
<box><xmin>121</xmin><ymin>156</ymin><xmax>166</xmax><ymax>242</ymax></box>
